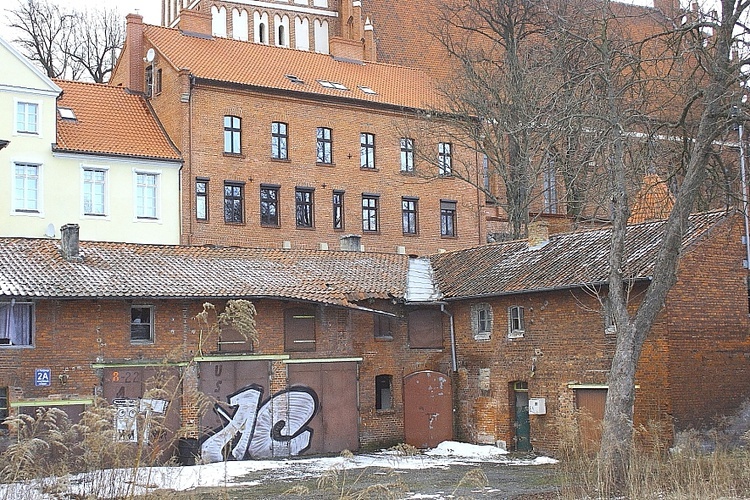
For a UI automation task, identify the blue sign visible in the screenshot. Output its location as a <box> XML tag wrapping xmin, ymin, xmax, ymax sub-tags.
<box><xmin>35</xmin><ymin>369</ymin><xmax>51</xmax><ymax>387</ymax></box>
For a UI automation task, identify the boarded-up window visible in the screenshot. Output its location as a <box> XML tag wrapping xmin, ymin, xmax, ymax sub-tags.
<box><xmin>285</xmin><ymin>307</ymin><xmax>316</xmax><ymax>351</ymax></box>
<box><xmin>218</xmin><ymin>324</ymin><xmax>254</xmax><ymax>353</ymax></box>
<box><xmin>374</xmin><ymin>315</ymin><xmax>393</xmax><ymax>339</ymax></box>
<box><xmin>408</xmin><ymin>308</ymin><xmax>443</xmax><ymax>349</ymax></box>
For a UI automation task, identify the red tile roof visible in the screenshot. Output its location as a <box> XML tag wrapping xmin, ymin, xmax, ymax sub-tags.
<box><xmin>430</xmin><ymin>210</ymin><xmax>731</xmax><ymax>299</ymax></box>
<box><xmin>54</xmin><ymin>80</ymin><xmax>181</xmax><ymax>161</ymax></box>
<box><xmin>144</xmin><ymin>25</ymin><xmax>443</xmax><ymax>111</ymax></box>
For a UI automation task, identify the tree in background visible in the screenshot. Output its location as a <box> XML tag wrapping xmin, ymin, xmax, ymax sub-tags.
<box><xmin>6</xmin><ymin>0</ymin><xmax>124</xmax><ymax>83</ymax></box>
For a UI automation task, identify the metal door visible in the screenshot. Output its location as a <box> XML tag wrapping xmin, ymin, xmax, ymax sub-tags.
<box><xmin>514</xmin><ymin>386</ymin><xmax>531</xmax><ymax>451</ymax></box>
<box><xmin>287</xmin><ymin>361</ymin><xmax>359</xmax><ymax>454</ymax></box>
<box><xmin>575</xmin><ymin>388</ymin><xmax>607</xmax><ymax>453</ymax></box>
<box><xmin>403</xmin><ymin>370</ymin><xmax>453</xmax><ymax>448</ymax></box>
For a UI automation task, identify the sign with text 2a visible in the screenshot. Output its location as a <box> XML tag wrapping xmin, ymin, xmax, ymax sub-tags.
<box><xmin>35</xmin><ymin>368</ymin><xmax>51</xmax><ymax>387</ymax></box>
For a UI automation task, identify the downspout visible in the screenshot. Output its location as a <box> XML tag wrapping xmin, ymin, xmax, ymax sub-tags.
<box><xmin>739</xmin><ymin>121</ymin><xmax>750</xmax><ymax>269</ymax></box>
<box><xmin>187</xmin><ymin>73</ymin><xmax>195</xmax><ymax>245</ymax></box>
<box><xmin>441</xmin><ymin>304</ymin><xmax>457</xmax><ymax>372</ymax></box>
<box><xmin>476</xmin><ymin>147</ymin><xmax>483</xmax><ymax>245</ymax></box>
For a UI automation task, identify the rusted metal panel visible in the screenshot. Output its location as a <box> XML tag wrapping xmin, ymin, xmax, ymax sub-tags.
<box><xmin>403</xmin><ymin>370</ymin><xmax>453</xmax><ymax>448</ymax></box>
<box><xmin>287</xmin><ymin>361</ymin><xmax>359</xmax><ymax>454</ymax></box>
<box><xmin>575</xmin><ymin>388</ymin><xmax>607</xmax><ymax>453</ymax></box>
<box><xmin>407</xmin><ymin>309</ymin><xmax>444</xmax><ymax>348</ymax></box>
<box><xmin>198</xmin><ymin>359</ymin><xmax>270</xmax><ymax>433</ymax></box>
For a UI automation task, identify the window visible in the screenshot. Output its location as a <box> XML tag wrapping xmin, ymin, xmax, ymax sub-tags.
<box><xmin>362</xmin><ymin>194</ymin><xmax>379</xmax><ymax>232</ymax></box>
<box><xmin>135</xmin><ymin>172</ymin><xmax>158</xmax><ymax>219</ymax></box>
<box><xmin>284</xmin><ymin>308</ymin><xmax>315</xmax><ymax>351</ymax></box>
<box><xmin>224</xmin><ymin>182</ymin><xmax>244</xmax><ymax>223</ymax></box>
<box><xmin>16</xmin><ymin>102</ymin><xmax>38</xmax><ymax>134</ymax></box>
<box><xmin>316</xmin><ymin>127</ymin><xmax>332</xmax><ymax>164</ymax></box>
<box><xmin>83</xmin><ymin>168</ymin><xmax>106</xmax><ymax>216</ymax></box>
<box><xmin>543</xmin><ymin>154</ymin><xmax>558</xmax><ymax>214</ymax></box>
<box><xmin>223</xmin><ymin>115</ymin><xmax>241</xmax><ymax>154</ymax></box>
<box><xmin>278</xmin><ymin>24</ymin><xmax>286</xmax><ymax>46</ymax></box>
<box><xmin>471</xmin><ymin>303</ymin><xmax>493</xmax><ymax>340</ymax></box>
<box><xmin>145</xmin><ymin>65</ymin><xmax>153</xmax><ymax>97</ymax></box>
<box><xmin>0</xmin><ymin>301</ymin><xmax>33</xmax><ymax>346</ymax></box>
<box><xmin>400</xmin><ymin>138</ymin><xmax>414</xmax><ymax>172</ymax></box>
<box><xmin>402</xmin><ymin>197</ymin><xmax>418</xmax><ymax>235</ymax></box>
<box><xmin>14</xmin><ymin>163</ymin><xmax>39</xmax><ymax>213</ymax></box>
<box><xmin>374</xmin><ymin>315</ymin><xmax>393</xmax><ymax>339</ymax></box>
<box><xmin>271</xmin><ymin>122</ymin><xmax>288</xmax><ymax>159</ymax></box>
<box><xmin>260</xmin><ymin>185</ymin><xmax>279</xmax><ymax>226</ymax></box>
<box><xmin>0</xmin><ymin>387</ymin><xmax>7</xmax><ymax>430</ymax></box>
<box><xmin>438</xmin><ymin>142</ymin><xmax>452</xmax><ymax>176</ymax></box>
<box><xmin>131</xmin><ymin>306</ymin><xmax>154</xmax><ymax>343</ymax></box>
<box><xmin>333</xmin><ymin>190</ymin><xmax>344</xmax><ymax>230</ymax></box>
<box><xmin>155</xmin><ymin>68</ymin><xmax>163</xmax><ymax>95</ymax></box>
<box><xmin>375</xmin><ymin>375</ymin><xmax>393</xmax><ymax>410</ymax></box>
<box><xmin>508</xmin><ymin>306</ymin><xmax>525</xmax><ymax>338</ymax></box>
<box><xmin>295</xmin><ymin>188</ymin><xmax>314</xmax><ymax>228</ymax></box>
<box><xmin>196</xmin><ymin>178</ymin><xmax>208</xmax><ymax>221</ymax></box>
<box><xmin>360</xmin><ymin>132</ymin><xmax>375</xmax><ymax>169</ymax></box>
<box><xmin>440</xmin><ymin>200</ymin><xmax>457</xmax><ymax>237</ymax></box>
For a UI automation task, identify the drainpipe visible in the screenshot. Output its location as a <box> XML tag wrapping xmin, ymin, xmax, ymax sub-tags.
<box><xmin>738</xmin><ymin>114</ymin><xmax>750</xmax><ymax>269</ymax></box>
<box><xmin>441</xmin><ymin>304</ymin><xmax>457</xmax><ymax>372</ymax></box>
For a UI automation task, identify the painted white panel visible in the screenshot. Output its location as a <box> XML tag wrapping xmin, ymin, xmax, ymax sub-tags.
<box><xmin>295</xmin><ymin>17</ymin><xmax>310</xmax><ymax>51</ymax></box>
<box><xmin>233</xmin><ymin>8</ymin><xmax>249</xmax><ymax>41</ymax></box>
<box><xmin>211</xmin><ymin>6</ymin><xmax>228</xmax><ymax>37</ymax></box>
<box><xmin>314</xmin><ymin>19</ymin><xmax>329</xmax><ymax>54</ymax></box>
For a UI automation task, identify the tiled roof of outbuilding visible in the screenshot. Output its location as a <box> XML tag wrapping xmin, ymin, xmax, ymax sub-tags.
<box><xmin>430</xmin><ymin>210</ymin><xmax>731</xmax><ymax>299</ymax></box>
<box><xmin>0</xmin><ymin>240</ymin><xmax>408</xmax><ymax>307</ymax></box>
<box><xmin>144</xmin><ymin>25</ymin><xmax>441</xmax><ymax>110</ymax></box>
<box><xmin>54</xmin><ymin>80</ymin><xmax>181</xmax><ymax>161</ymax></box>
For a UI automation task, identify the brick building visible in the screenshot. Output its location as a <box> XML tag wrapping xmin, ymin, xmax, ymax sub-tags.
<box><xmin>0</xmin><ymin>210</ymin><xmax>747</xmax><ymax>458</ymax></box>
<box><xmin>110</xmin><ymin>11</ymin><xmax>484</xmax><ymax>255</ymax></box>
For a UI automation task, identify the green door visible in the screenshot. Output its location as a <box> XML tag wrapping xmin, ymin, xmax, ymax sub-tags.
<box><xmin>514</xmin><ymin>383</ymin><xmax>531</xmax><ymax>451</ymax></box>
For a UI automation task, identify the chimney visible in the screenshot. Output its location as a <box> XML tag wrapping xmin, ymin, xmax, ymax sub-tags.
<box><xmin>527</xmin><ymin>221</ymin><xmax>549</xmax><ymax>248</ymax></box>
<box><xmin>363</xmin><ymin>17</ymin><xmax>377</xmax><ymax>62</ymax></box>
<box><xmin>125</xmin><ymin>14</ymin><xmax>145</xmax><ymax>93</ymax></box>
<box><xmin>339</xmin><ymin>234</ymin><xmax>362</xmax><ymax>252</ymax></box>
<box><xmin>60</xmin><ymin>224</ymin><xmax>80</xmax><ymax>261</ymax></box>
<box><xmin>179</xmin><ymin>9</ymin><xmax>213</xmax><ymax>36</ymax></box>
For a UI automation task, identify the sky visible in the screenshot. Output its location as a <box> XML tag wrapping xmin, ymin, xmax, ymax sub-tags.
<box><xmin>0</xmin><ymin>441</ymin><xmax>558</xmax><ymax>498</ymax></box>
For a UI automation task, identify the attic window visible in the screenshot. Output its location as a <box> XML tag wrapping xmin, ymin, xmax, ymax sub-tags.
<box><xmin>317</xmin><ymin>80</ymin><xmax>349</xmax><ymax>91</ymax></box>
<box><xmin>286</xmin><ymin>74</ymin><xmax>304</xmax><ymax>84</ymax></box>
<box><xmin>358</xmin><ymin>85</ymin><xmax>377</xmax><ymax>95</ymax></box>
<box><xmin>58</xmin><ymin>107</ymin><xmax>76</xmax><ymax>120</ymax></box>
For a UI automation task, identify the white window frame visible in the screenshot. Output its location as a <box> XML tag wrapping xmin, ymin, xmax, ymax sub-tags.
<box><xmin>81</xmin><ymin>165</ymin><xmax>109</xmax><ymax>217</ymax></box>
<box><xmin>133</xmin><ymin>170</ymin><xmax>160</xmax><ymax>221</ymax></box>
<box><xmin>508</xmin><ymin>305</ymin><xmax>525</xmax><ymax>338</ymax></box>
<box><xmin>12</xmin><ymin>162</ymin><xmax>42</xmax><ymax>215</ymax></box>
<box><xmin>0</xmin><ymin>300</ymin><xmax>34</xmax><ymax>347</ymax></box>
<box><xmin>15</xmin><ymin>100</ymin><xmax>40</xmax><ymax>135</ymax></box>
<box><xmin>471</xmin><ymin>303</ymin><xmax>493</xmax><ymax>341</ymax></box>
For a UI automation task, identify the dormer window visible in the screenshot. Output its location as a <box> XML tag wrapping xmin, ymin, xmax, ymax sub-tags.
<box><xmin>58</xmin><ymin>107</ymin><xmax>76</xmax><ymax>121</ymax></box>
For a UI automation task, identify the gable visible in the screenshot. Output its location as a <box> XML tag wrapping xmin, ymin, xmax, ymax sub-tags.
<box><xmin>0</xmin><ymin>37</ymin><xmax>61</xmax><ymax>96</ymax></box>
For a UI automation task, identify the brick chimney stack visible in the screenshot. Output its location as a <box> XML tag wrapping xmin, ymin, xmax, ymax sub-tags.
<box><xmin>340</xmin><ymin>234</ymin><xmax>362</xmax><ymax>252</ymax></box>
<box><xmin>125</xmin><ymin>14</ymin><xmax>145</xmax><ymax>93</ymax></box>
<box><xmin>527</xmin><ymin>221</ymin><xmax>549</xmax><ymax>248</ymax></box>
<box><xmin>179</xmin><ymin>9</ymin><xmax>212</xmax><ymax>36</ymax></box>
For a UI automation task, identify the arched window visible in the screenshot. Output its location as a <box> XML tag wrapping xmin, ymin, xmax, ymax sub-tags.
<box><xmin>278</xmin><ymin>25</ymin><xmax>286</xmax><ymax>46</ymax></box>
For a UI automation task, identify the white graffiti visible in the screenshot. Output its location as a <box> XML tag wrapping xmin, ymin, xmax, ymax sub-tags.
<box><xmin>114</xmin><ymin>398</ymin><xmax>168</xmax><ymax>443</ymax></box>
<box><xmin>201</xmin><ymin>385</ymin><xmax>318</xmax><ymax>462</ymax></box>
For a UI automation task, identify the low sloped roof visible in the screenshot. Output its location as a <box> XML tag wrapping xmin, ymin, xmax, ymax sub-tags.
<box><xmin>0</xmin><ymin>240</ymin><xmax>407</xmax><ymax>308</ymax></box>
<box><xmin>54</xmin><ymin>80</ymin><xmax>181</xmax><ymax>161</ymax></box>
<box><xmin>144</xmin><ymin>25</ymin><xmax>441</xmax><ymax>111</ymax></box>
<box><xmin>430</xmin><ymin>210</ymin><xmax>730</xmax><ymax>299</ymax></box>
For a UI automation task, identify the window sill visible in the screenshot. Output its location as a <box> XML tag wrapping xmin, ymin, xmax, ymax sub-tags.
<box><xmin>474</xmin><ymin>333</ymin><xmax>492</xmax><ymax>341</ymax></box>
<box><xmin>130</xmin><ymin>340</ymin><xmax>154</xmax><ymax>345</ymax></box>
<box><xmin>400</xmin><ymin>170</ymin><xmax>415</xmax><ymax>175</ymax></box>
<box><xmin>223</xmin><ymin>152</ymin><xmax>245</xmax><ymax>159</ymax></box>
<box><xmin>224</xmin><ymin>221</ymin><xmax>246</xmax><ymax>226</ymax></box>
<box><xmin>439</xmin><ymin>174</ymin><xmax>454</xmax><ymax>179</ymax></box>
<box><xmin>296</xmin><ymin>226</ymin><xmax>315</xmax><ymax>230</ymax></box>
<box><xmin>360</xmin><ymin>167</ymin><xmax>378</xmax><ymax>172</ymax></box>
<box><xmin>271</xmin><ymin>157</ymin><xmax>291</xmax><ymax>163</ymax></box>
<box><xmin>375</xmin><ymin>408</ymin><xmax>395</xmax><ymax>414</ymax></box>
<box><xmin>363</xmin><ymin>230</ymin><xmax>380</xmax><ymax>234</ymax></box>
<box><xmin>374</xmin><ymin>335</ymin><xmax>393</xmax><ymax>342</ymax></box>
<box><xmin>261</xmin><ymin>223</ymin><xmax>280</xmax><ymax>228</ymax></box>
<box><xmin>507</xmin><ymin>332</ymin><xmax>525</xmax><ymax>340</ymax></box>
<box><xmin>440</xmin><ymin>235</ymin><xmax>458</xmax><ymax>239</ymax></box>
<box><xmin>316</xmin><ymin>162</ymin><xmax>336</xmax><ymax>167</ymax></box>
<box><xmin>0</xmin><ymin>344</ymin><xmax>34</xmax><ymax>349</ymax></box>
<box><xmin>402</xmin><ymin>232</ymin><xmax>419</xmax><ymax>237</ymax></box>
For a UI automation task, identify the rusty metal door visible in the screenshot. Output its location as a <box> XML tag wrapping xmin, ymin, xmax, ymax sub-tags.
<box><xmin>403</xmin><ymin>370</ymin><xmax>453</xmax><ymax>448</ymax></box>
<box><xmin>287</xmin><ymin>361</ymin><xmax>359</xmax><ymax>454</ymax></box>
<box><xmin>197</xmin><ymin>359</ymin><xmax>270</xmax><ymax>434</ymax></box>
<box><xmin>575</xmin><ymin>388</ymin><xmax>607</xmax><ymax>453</ymax></box>
<box><xmin>101</xmin><ymin>366</ymin><xmax>182</xmax><ymax>457</ymax></box>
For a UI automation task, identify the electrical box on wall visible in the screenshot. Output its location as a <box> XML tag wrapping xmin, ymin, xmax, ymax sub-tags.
<box><xmin>528</xmin><ymin>397</ymin><xmax>547</xmax><ymax>415</ymax></box>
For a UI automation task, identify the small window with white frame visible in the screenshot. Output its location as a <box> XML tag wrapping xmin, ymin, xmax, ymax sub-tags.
<box><xmin>508</xmin><ymin>305</ymin><xmax>524</xmax><ymax>338</ymax></box>
<box><xmin>471</xmin><ymin>303</ymin><xmax>493</xmax><ymax>340</ymax></box>
<box><xmin>13</xmin><ymin>163</ymin><xmax>41</xmax><ymax>214</ymax></box>
<box><xmin>131</xmin><ymin>305</ymin><xmax>154</xmax><ymax>343</ymax></box>
<box><xmin>0</xmin><ymin>300</ymin><xmax>34</xmax><ymax>346</ymax></box>
<box><xmin>82</xmin><ymin>167</ymin><xmax>107</xmax><ymax>216</ymax></box>
<box><xmin>135</xmin><ymin>171</ymin><xmax>159</xmax><ymax>219</ymax></box>
<box><xmin>16</xmin><ymin>101</ymin><xmax>39</xmax><ymax>134</ymax></box>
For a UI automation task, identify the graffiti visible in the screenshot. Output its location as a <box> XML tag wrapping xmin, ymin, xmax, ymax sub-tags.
<box><xmin>114</xmin><ymin>398</ymin><xmax>168</xmax><ymax>443</ymax></box>
<box><xmin>201</xmin><ymin>384</ymin><xmax>318</xmax><ymax>462</ymax></box>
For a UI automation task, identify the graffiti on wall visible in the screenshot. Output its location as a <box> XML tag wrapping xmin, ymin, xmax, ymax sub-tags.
<box><xmin>114</xmin><ymin>398</ymin><xmax>168</xmax><ymax>443</ymax></box>
<box><xmin>201</xmin><ymin>384</ymin><xmax>319</xmax><ymax>462</ymax></box>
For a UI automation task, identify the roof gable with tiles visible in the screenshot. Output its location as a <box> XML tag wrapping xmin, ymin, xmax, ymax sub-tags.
<box><xmin>429</xmin><ymin>210</ymin><xmax>732</xmax><ymax>299</ymax></box>
<box><xmin>53</xmin><ymin>80</ymin><xmax>181</xmax><ymax>161</ymax></box>
<box><xmin>143</xmin><ymin>24</ymin><xmax>442</xmax><ymax>111</ymax></box>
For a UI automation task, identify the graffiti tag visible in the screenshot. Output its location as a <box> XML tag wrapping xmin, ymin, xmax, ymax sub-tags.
<box><xmin>114</xmin><ymin>398</ymin><xmax>168</xmax><ymax>443</ymax></box>
<box><xmin>201</xmin><ymin>385</ymin><xmax>318</xmax><ymax>462</ymax></box>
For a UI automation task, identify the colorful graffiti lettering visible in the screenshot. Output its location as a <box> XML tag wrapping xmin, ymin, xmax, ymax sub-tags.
<box><xmin>201</xmin><ymin>385</ymin><xmax>318</xmax><ymax>462</ymax></box>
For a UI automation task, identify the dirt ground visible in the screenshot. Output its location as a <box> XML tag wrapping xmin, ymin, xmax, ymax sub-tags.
<box><xmin>184</xmin><ymin>456</ymin><xmax>561</xmax><ymax>499</ymax></box>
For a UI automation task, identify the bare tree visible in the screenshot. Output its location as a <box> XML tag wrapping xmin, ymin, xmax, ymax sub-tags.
<box><xmin>6</xmin><ymin>0</ymin><xmax>78</xmax><ymax>79</ymax></box>
<box><xmin>6</xmin><ymin>0</ymin><xmax>124</xmax><ymax>82</ymax></box>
